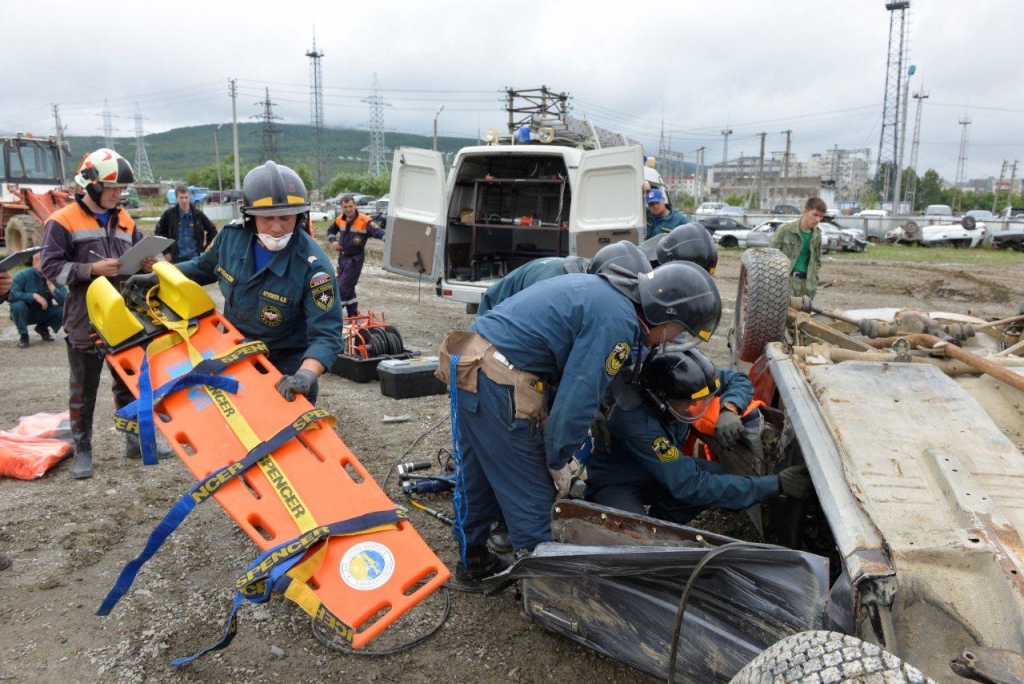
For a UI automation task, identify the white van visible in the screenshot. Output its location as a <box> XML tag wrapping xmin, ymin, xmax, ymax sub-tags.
<box><xmin>383</xmin><ymin>128</ymin><xmax>662</xmax><ymax>312</ymax></box>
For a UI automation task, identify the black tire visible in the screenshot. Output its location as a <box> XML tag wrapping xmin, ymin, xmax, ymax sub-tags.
<box><xmin>962</xmin><ymin>215</ymin><xmax>977</xmax><ymax>230</ymax></box>
<box><xmin>466</xmin><ymin>303</ymin><xmax>479</xmax><ymax>315</ymax></box>
<box><xmin>903</xmin><ymin>221</ymin><xmax>921</xmax><ymax>240</ymax></box>
<box><xmin>729</xmin><ymin>631</ymin><xmax>932</xmax><ymax>684</ymax></box>
<box><xmin>733</xmin><ymin>248</ymin><xmax>790</xmax><ymax>364</ymax></box>
<box><xmin>4</xmin><ymin>214</ymin><xmax>43</xmax><ymax>252</ymax></box>
<box><xmin>720</xmin><ymin>236</ymin><xmax>739</xmax><ymax>248</ymax></box>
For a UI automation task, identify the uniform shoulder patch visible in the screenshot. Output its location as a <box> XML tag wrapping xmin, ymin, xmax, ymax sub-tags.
<box><xmin>651</xmin><ymin>436</ymin><xmax>680</xmax><ymax>462</ymax></box>
<box><xmin>309</xmin><ymin>271</ymin><xmax>336</xmax><ymax>311</ymax></box>
<box><xmin>605</xmin><ymin>342</ymin><xmax>631</xmax><ymax>376</ymax></box>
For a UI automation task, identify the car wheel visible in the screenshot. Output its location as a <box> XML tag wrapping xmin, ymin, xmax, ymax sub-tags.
<box><xmin>720</xmin><ymin>236</ymin><xmax>739</xmax><ymax>248</ymax></box>
<box><xmin>962</xmin><ymin>215</ymin><xmax>977</xmax><ymax>230</ymax></box>
<box><xmin>729</xmin><ymin>630</ymin><xmax>931</xmax><ymax>684</ymax></box>
<box><xmin>903</xmin><ymin>221</ymin><xmax>921</xmax><ymax>240</ymax></box>
<box><xmin>732</xmin><ymin>248</ymin><xmax>790</xmax><ymax>364</ymax></box>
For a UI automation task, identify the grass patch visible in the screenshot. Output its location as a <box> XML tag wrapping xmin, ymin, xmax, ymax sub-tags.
<box><xmin>831</xmin><ymin>244</ymin><xmax>1022</xmax><ymax>265</ymax></box>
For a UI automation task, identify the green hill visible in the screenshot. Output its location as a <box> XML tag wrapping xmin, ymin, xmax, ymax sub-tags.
<box><xmin>64</xmin><ymin>123</ymin><xmax>476</xmax><ymax>183</ymax></box>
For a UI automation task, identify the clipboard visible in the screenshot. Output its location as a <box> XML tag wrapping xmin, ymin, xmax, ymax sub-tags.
<box><xmin>118</xmin><ymin>236</ymin><xmax>175</xmax><ymax>275</ymax></box>
<box><xmin>0</xmin><ymin>246</ymin><xmax>43</xmax><ymax>272</ymax></box>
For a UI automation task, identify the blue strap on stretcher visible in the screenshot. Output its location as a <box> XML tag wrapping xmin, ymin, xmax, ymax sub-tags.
<box><xmin>172</xmin><ymin>508</ymin><xmax>404</xmax><ymax>666</ymax></box>
<box><xmin>96</xmin><ymin>407</ymin><xmax>332</xmax><ymax>617</ymax></box>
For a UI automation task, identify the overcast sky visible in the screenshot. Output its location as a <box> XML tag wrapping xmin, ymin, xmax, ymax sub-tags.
<box><xmin>5</xmin><ymin>0</ymin><xmax>1021</xmax><ymax>184</ymax></box>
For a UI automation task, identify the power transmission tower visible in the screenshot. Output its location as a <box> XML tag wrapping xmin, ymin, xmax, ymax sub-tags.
<box><xmin>364</xmin><ymin>73</ymin><xmax>389</xmax><ymax>176</ymax></box>
<box><xmin>252</xmin><ymin>88</ymin><xmax>282</xmax><ymax>163</ymax></box>
<box><xmin>720</xmin><ymin>129</ymin><xmax>732</xmax><ymax>197</ymax></box>
<box><xmin>306</xmin><ymin>32</ymin><xmax>326</xmax><ymax>196</ymax></box>
<box><xmin>781</xmin><ymin>130</ymin><xmax>793</xmax><ymax>205</ymax></box>
<box><xmin>132</xmin><ymin>103</ymin><xmax>154</xmax><ymax>183</ymax></box>
<box><xmin>905</xmin><ymin>88</ymin><xmax>929</xmax><ymax>210</ymax></box>
<box><xmin>99</xmin><ymin>100</ymin><xmax>118</xmax><ymax>150</ymax></box>
<box><xmin>876</xmin><ymin>1</ymin><xmax>911</xmax><ymax>203</ymax></box>
<box><xmin>953</xmin><ymin>116</ymin><xmax>972</xmax><ymax>211</ymax></box>
<box><xmin>51</xmin><ymin>104</ymin><xmax>67</xmax><ymax>186</ymax></box>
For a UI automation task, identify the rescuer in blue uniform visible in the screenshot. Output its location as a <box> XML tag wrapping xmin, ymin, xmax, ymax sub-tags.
<box><xmin>586</xmin><ymin>346</ymin><xmax>811</xmax><ymax>524</ymax></box>
<box><xmin>127</xmin><ymin>162</ymin><xmax>342</xmax><ymax>405</ymax></box>
<box><xmin>439</xmin><ymin>260</ymin><xmax>723</xmax><ymax>582</ymax></box>
<box><xmin>645</xmin><ymin>187</ymin><xmax>688</xmax><ymax>239</ymax></box>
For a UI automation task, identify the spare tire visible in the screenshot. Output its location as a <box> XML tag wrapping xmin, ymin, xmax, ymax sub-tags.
<box><xmin>962</xmin><ymin>215</ymin><xmax>977</xmax><ymax>230</ymax></box>
<box><xmin>903</xmin><ymin>220</ymin><xmax>921</xmax><ymax>240</ymax></box>
<box><xmin>733</xmin><ymin>248</ymin><xmax>790</xmax><ymax>364</ymax></box>
<box><xmin>729</xmin><ymin>631</ymin><xmax>931</xmax><ymax>684</ymax></box>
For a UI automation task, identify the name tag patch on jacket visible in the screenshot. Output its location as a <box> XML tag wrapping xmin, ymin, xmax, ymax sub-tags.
<box><xmin>651</xmin><ymin>436</ymin><xmax>680</xmax><ymax>462</ymax></box>
<box><xmin>261</xmin><ymin>289</ymin><xmax>289</xmax><ymax>305</ymax></box>
<box><xmin>605</xmin><ymin>342</ymin><xmax>631</xmax><ymax>376</ymax></box>
<box><xmin>215</xmin><ymin>266</ymin><xmax>236</xmax><ymax>284</ymax></box>
<box><xmin>260</xmin><ymin>304</ymin><xmax>283</xmax><ymax>327</ymax></box>
<box><xmin>309</xmin><ymin>271</ymin><xmax>335</xmax><ymax>312</ymax></box>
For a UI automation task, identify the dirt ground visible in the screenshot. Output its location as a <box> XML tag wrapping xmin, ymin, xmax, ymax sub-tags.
<box><xmin>0</xmin><ymin>237</ymin><xmax>1020</xmax><ymax>683</ymax></box>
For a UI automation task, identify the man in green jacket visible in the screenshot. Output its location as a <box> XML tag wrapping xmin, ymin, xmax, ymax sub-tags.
<box><xmin>770</xmin><ymin>197</ymin><xmax>826</xmax><ymax>299</ymax></box>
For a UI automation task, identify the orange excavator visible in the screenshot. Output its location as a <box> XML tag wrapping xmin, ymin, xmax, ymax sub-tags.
<box><xmin>1</xmin><ymin>134</ymin><xmax>73</xmax><ymax>252</ymax></box>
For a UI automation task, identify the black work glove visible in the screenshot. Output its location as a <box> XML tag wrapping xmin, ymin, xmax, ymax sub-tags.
<box><xmin>715</xmin><ymin>410</ymin><xmax>744</xmax><ymax>448</ymax></box>
<box><xmin>122</xmin><ymin>272</ymin><xmax>159</xmax><ymax>305</ymax></box>
<box><xmin>275</xmin><ymin>369</ymin><xmax>317</xmax><ymax>401</ymax></box>
<box><xmin>590</xmin><ymin>409</ymin><xmax>613</xmax><ymax>454</ymax></box>
<box><xmin>778</xmin><ymin>464</ymin><xmax>813</xmax><ymax>499</ymax></box>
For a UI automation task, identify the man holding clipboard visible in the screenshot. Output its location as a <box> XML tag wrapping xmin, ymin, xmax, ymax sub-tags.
<box><xmin>40</xmin><ymin>148</ymin><xmax>168</xmax><ymax>480</ymax></box>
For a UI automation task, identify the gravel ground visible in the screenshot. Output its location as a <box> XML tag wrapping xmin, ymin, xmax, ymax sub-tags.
<box><xmin>0</xmin><ymin>237</ymin><xmax>1019</xmax><ymax>683</ymax></box>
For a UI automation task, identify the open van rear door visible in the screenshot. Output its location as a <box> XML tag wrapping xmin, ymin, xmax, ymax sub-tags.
<box><xmin>383</xmin><ymin>148</ymin><xmax>445</xmax><ymax>280</ymax></box>
<box><xmin>569</xmin><ymin>146</ymin><xmax>644</xmax><ymax>258</ymax></box>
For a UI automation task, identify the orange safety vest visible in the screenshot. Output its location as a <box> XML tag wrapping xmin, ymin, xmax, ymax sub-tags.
<box><xmin>686</xmin><ymin>396</ymin><xmax>766</xmax><ymax>461</ymax></box>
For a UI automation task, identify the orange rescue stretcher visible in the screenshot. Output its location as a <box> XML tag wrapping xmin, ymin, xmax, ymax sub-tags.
<box><xmin>85</xmin><ymin>262</ymin><xmax>449</xmax><ymax>663</ymax></box>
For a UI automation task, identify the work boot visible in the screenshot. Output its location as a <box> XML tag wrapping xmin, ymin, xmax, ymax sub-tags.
<box><xmin>487</xmin><ymin>520</ymin><xmax>513</xmax><ymax>555</ymax></box>
<box><xmin>455</xmin><ymin>544</ymin><xmax>510</xmax><ymax>583</ymax></box>
<box><xmin>71</xmin><ymin>448</ymin><xmax>93</xmax><ymax>480</ymax></box>
<box><xmin>124</xmin><ymin>433</ymin><xmax>173</xmax><ymax>460</ymax></box>
<box><xmin>17</xmin><ymin>334</ymin><xmax>29</xmax><ymax>348</ymax></box>
<box><xmin>35</xmin><ymin>324</ymin><xmax>54</xmax><ymax>342</ymax></box>
<box><xmin>0</xmin><ymin>551</ymin><xmax>12</xmax><ymax>571</ymax></box>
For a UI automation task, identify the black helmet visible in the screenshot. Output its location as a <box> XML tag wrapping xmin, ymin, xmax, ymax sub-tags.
<box><xmin>637</xmin><ymin>261</ymin><xmax>722</xmax><ymax>343</ymax></box>
<box><xmin>638</xmin><ymin>346</ymin><xmax>720</xmax><ymax>423</ymax></box>
<box><xmin>587</xmin><ymin>240</ymin><xmax>653</xmax><ymax>276</ymax></box>
<box><xmin>638</xmin><ymin>234</ymin><xmax>662</xmax><ymax>264</ymax></box>
<box><xmin>657</xmin><ymin>223</ymin><xmax>719</xmax><ymax>274</ymax></box>
<box><xmin>242</xmin><ymin>161</ymin><xmax>310</xmax><ymax>217</ymax></box>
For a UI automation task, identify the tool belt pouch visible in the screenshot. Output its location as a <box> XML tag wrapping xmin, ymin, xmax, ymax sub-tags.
<box><xmin>512</xmin><ymin>375</ymin><xmax>547</xmax><ymax>423</ymax></box>
<box><xmin>436</xmin><ymin>330</ymin><xmax>488</xmax><ymax>392</ymax></box>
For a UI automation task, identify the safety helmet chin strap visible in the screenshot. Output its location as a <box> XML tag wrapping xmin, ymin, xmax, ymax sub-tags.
<box><xmin>85</xmin><ymin>182</ymin><xmax>105</xmax><ymax>207</ymax></box>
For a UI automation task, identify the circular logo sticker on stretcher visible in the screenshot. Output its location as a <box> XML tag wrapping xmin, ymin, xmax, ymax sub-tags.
<box><xmin>339</xmin><ymin>542</ymin><xmax>395</xmax><ymax>591</ymax></box>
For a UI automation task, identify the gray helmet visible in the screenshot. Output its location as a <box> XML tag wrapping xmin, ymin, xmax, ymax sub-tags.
<box><xmin>242</xmin><ymin>161</ymin><xmax>310</xmax><ymax>217</ymax></box>
<box><xmin>637</xmin><ymin>261</ymin><xmax>722</xmax><ymax>343</ymax></box>
<box><xmin>657</xmin><ymin>223</ymin><xmax>719</xmax><ymax>274</ymax></box>
<box><xmin>586</xmin><ymin>241</ymin><xmax>653</xmax><ymax>276</ymax></box>
<box><xmin>638</xmin><ymin>234</ymin><xmax>662</xmax><ymax>264</ymax></box>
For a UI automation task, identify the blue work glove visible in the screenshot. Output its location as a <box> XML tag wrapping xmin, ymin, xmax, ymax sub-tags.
<box><xmin>275</xmin><ymin>369</ymin><xmax>317</xmax><ymax>401</ymax></box>
<box><xmin>778</xmin><ymin>465</ymin><xmax>812</xmax><ymax>498</ymax></box>
<box><xmin>715</xmin><ymin>410</ymin><xmax>744</xmax><ymax>448</ymax></box>
<box><xmin>122</xmin><ymin>272</ymin><xmax>159</xmax><ymax>305</ymax></box>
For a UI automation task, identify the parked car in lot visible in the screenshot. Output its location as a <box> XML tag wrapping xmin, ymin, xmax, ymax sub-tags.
<box><xmin>694</xmin><ymin>202</ymin><xmax>726</xmax><ymax>219</ymax></box>
<box><xmin>745</xmin><ymin>219</ymin><xmax>785</xmax><ymax>248</ymax></box>
<box><xmin>886</xmin><ymin>221</ymin><xmax>987</xmax><ymax>247</ymax></box>
<box><xmin>853</xmin><ymin>209</ymin><xmax>887</xmax><ymax>218</ymax></box>
<box><xmin>771</xmin><ymin>204</ymin><xmax>800</xmax><ymax>215</ymax></box>
<box><xmin>700</xmin><ymin>216</ymin><xmax>751</xmax><ymax>236</ymax></box>
<box><xmin>820</xmin><ymin>222</ymin><xmax>865</xmax><ymax>253</ymax></box>
<box><xmin>990</xmin><ymin>225</ymin><xmax>1024</xmax><ymax>250</ymax></box>
<box><xmin>964</xmin><ymin>209</ymin><xmax>995</xmax><ymax>222</ymax></box>
<box><xmin>308</xmin><ymin>207</ymin><xmax>332</xmax><ymax>222</ymax></box>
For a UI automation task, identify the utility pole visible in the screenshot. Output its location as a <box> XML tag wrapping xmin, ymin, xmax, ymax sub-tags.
<box><xmin>51</xmin><ymin>104</ymin><xmax>67</xmax><ymax>186</ymax></box>
<box><xmin>893</xmin><ymin>65</ymin><xmax>915</xmax><ymax>215</ymax></box>
<box><xmin>993</xmin><ymin>161</ymin><xmax>1007</xmax><ymax>214</ymax></box>
<box><xmin>132</xmin><ymin>103</ymin><xmax>154</xmax><ymax>183</ymax></box>
<box><xmin>953</xmin><ymin>116</ymin><xmax>972</xmax><ymax>212</ymax></box>
<box><xmin>906</xmin><ymin>88</ymin><xmax>929</xmax><ymax>211</ymax></box>
<box><xmin>781</xmin><ymin>130</ymin><xmax>793</xmax><ymax>206</ymax></box>
<box><xmin>229</xmin><ymin>79</ymin><xmax>240</xmax><ymax>193</ymax></box>
<box><xmin>432</xmin><ymin>104</ymin><xmax>445</xmax><ymax>152</ymax></box>
<box><xmin>1007</xmin><ymin>160</ymin><xmax>1019</xmax><ymax>214</ymax></box>
<box><xmin>720</xmin><ymin>129</ymin><xmax>732</xmax><ymax>198</ymax></box>
<box><xmin>756</xmin><ymin>133</ymin><xmax>766</xmax><ymax>210</ymax></box>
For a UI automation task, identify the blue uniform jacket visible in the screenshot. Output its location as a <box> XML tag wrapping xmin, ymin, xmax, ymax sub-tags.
<box><xmin>176</xmin><ymin>223</ymin><xmax>343</xmax><ymax>370</ymax></box>
<box><xmin>472</xmin><ymin>273</ymin><xmax>643</xmax><ymax>469</ymax></box>
<box><xmin>10</xmin><ymin>267</ymin><xmax>67</xmax><ymax>306</ymax></box>
<box><xmin>646</xmin><ymin>208</ymin><xmax>688</xmax><ymax>239</ymax></box>
<box><xmin>587</xmin><ymin>368</ymin><xmax>777</xmax><ymax>508</ymax></box>
<box><xmin>477</xmin><ymin>257</ymin><xmax>569</xmax><ymax>316</ymax></box>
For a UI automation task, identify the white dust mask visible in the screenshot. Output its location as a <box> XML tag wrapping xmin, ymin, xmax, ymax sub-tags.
<box><xmin>256</xmin><ymin>232</ymin><xmax>293</xmax><ymax>252</ymax></box>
